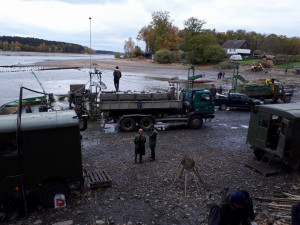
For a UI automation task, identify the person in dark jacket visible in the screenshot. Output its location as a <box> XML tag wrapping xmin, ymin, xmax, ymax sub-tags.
<box><xmin>147</xmin><ymin>125</ymin><xmax>158</xmax><ymax>161</ymax></box>
<box><xmin>208</xmin><ymin>189</ymin><xmax>255</xmax><ymax>225</ymax></box>
<box><xmin>134</xmin><ymin>129</ymin><xmax>146</xmax><ymax>163</ymax></box>
<box><xmin>292</xmin><ymin>202</ymin><xmax>300</xmax><ymax>225</ymax></box>
<box><xmin>113</xmin><ymin>66</ymin><xmax>122</xmax><ymax>92</ymax></box>
<box><xmin>210</xmin><ymin>84</ymin><xmax>217</xmax><ymax>99</ymax></box>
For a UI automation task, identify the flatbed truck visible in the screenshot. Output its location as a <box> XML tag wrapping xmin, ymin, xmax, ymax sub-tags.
<box><xmin>99</xmin><ymin>88</ymin><xmax>215</xmax><ymax>131</ymax></box>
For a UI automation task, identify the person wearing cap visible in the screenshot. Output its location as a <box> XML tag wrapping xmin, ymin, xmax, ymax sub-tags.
<box><xmin>113</xmin><ymin>66</ymin><xmax>122</xmax><ymax>92</ymax></box>
<box><xmin>208</xmin><ymin>189</ymin><xmax>255</xmax><ymax>225</ymax></box>
<box><xmin>219</xmin><ymin>190</ymin><xmax>255</xmax><ymax>225</ymax></box>
<box><xmin>147</xmin><ymin>124</ymin><xmax>158</xmax><ymax>161</ymax></box>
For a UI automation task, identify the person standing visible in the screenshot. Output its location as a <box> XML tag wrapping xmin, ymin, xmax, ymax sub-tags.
<box><xmin>210</xmin><ymin>84</ymin><xmax>217</xmax><ymax>99</ymax></box>
<box><xmin>222</xmin><ymin>72</ymin><xmax>225</xmax><ymax>79</ymax></box>
<box><xmin>147</xmin><ymin>125</ymin><xmax>158</xmax><ymax>161</ymax></box>
<box><xmin>134</xmin><ymin>129</ymin><xmax>146</xmax><ymax>163</ymax></box>
<box><xmin>113</xmin><ymin>66</ymin><xmax>122</xmax><ymax>92</ymax></box>
<box><xmin>292</xmin><ymin>202</ymin><xmax>300</xmax><ymax>225</ymax></box>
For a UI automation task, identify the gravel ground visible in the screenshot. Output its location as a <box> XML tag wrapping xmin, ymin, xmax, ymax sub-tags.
<box><xmin>7</xmin><ymin>109</ymin><xmax>300</xmax><ymax>225</ymax></box>
<box><xmin>4</xmin><ymin>59</ymin><xmax>300</xmax><ymax>225</ymax></box>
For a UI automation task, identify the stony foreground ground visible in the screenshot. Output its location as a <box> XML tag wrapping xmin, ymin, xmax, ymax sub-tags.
<box><xmin>5</xmin><ymin>59</ymin><xmax>300</xmax><ymax>225</ymax></box>
<box><xmin>7</xmin><ymin>109</ymin><xmax>300</xmax><ymax>225</ymax></box>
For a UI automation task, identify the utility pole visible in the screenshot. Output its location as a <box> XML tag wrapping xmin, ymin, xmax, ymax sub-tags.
<box><xmin>89</xmin><ymin>17</ymin><xmax>92</xmax><ymax>72</ymax></box>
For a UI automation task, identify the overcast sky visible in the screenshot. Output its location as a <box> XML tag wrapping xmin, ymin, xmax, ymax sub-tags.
<box><xmin>1</xmin><ymin>0</ymin><xmax>299</xmax><ymax>52</ymax></box>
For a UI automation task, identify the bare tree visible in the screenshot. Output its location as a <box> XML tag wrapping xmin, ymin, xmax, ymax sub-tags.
<box><xmin>124</xmin><ymin>37</ymin><xmax>135</xmax><ymax>57</ymax></box>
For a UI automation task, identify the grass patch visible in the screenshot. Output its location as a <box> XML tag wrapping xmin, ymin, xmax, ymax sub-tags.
<box><xmin>273</xmin><ymin>62</ymin><xmax>300</xmax><ymax>69</ymax></box>
<box><xmin>238</xmin><ymin>59</ymin><xmax>259</xmax><ymax>65</ymax></box>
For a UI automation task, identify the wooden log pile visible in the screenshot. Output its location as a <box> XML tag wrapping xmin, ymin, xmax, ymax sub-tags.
<box><xmin>255</xmin><ymin>192</ymin><xmax>300</xmax><ymax>225</ymax></box>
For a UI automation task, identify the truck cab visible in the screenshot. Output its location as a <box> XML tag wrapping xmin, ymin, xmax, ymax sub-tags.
<box><xmin>183</xmin><ymin>89</ymin><xmax>215</xmax><ymax>115</ymax></box>
<box><xmin>0</xmin><ymin>110</ymin><xmax>83</xmax><ymax>208</ymax></box>
<box><xmin>247</xmin><ymin>103</ymin><xmax>300</xmax><ymax>170</ymax></box>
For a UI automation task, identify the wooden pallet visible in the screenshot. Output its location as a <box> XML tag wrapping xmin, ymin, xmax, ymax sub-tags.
<box><xmin>84</xmin><ymin>169</ymin><xmax>112</xmax><ymax>189</ymax></box>
<box><xmin>245</xmin><ymin>159</ymin><xmax>279</xmax><ymax>176</ymax></box>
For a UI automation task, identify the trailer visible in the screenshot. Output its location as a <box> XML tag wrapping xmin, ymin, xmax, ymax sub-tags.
<box><xmin>99</xmin><ymin>88</ymin><xmax>215</xmax><ymax>132</ymax></box>
<box><xmin>229</xmin><ymin>64</ymin><xmax>293</xmax><ymax>103</ymax></box>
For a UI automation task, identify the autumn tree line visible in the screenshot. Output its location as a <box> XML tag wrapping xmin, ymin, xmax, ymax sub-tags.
<box><xmin>0</xmin><ymin>36</ymin><xmax>93</xmax><ymax>54</ymax></box>
<box><xmin>123</xmin><ymin>11</ymin><xmax>300</xmax><ymax>64</ymax></box>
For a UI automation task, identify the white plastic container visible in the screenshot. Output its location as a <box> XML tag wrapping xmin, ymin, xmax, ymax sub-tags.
<box><xmin>54</xmin><ymin>194</ymin><xmax>66</xmax><ymax>209</ymax></box>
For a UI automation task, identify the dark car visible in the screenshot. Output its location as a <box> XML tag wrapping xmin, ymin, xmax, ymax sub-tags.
<box><xmin>214</xmin><ymin>93</ymin><xmax>263</xmax><ymax>110</ymax></box>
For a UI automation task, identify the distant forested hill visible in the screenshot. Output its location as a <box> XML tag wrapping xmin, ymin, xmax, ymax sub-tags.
<box><xmin>0</xmin><ymin>36</ymin><xmax>93</xmax><ymax>53</ymax></box>
<box><xmin>95</xmin><ymin>50</ymin><xmax>116</xmax><ymax>54</ymax></box>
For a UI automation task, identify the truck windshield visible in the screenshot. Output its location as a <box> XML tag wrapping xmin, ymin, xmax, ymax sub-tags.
<box><xmin>201</xmin><ymin>94</ymin><xmax>210</xmax><ymax>102</ymax></box>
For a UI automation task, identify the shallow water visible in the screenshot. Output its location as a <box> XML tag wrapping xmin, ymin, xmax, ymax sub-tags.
<box><xmin>0</xmin><ymin>53</ymin><xmax>173</xmax><ymax>105</ymax></box>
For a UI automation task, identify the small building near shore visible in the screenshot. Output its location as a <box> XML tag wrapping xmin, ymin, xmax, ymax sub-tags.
<box><xmin>222</xmin><ymin>40</ymin><xmax>251</xmax><ymax>56</ymax></box>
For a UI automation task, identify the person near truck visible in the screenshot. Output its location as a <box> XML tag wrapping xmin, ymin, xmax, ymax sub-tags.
<box><xmin>210</xmin><ymin>84</ymin><xmax>217</xmax><ymax>99</ymax></box>
<box><xmin>147</xmin><ymin>125</ymin><xmax>158</xmax><ymax>161</ymax></box>
<box><xmin>113</xmin><ymin>66</ymin><xmax>122</xmax><ymax>92</ymax></box>
<box><xmin>292</xmin><ymin>202</ymin><xmax>300</xmax><ymax>225</ymax></box>
<box><xmin>134</xmin><ymin>129</ymin><xmax>146</xmax><ymax>163</ymax></box>
<box><xmin>208</xmin><ymin>189</ymin><xmax>255</xmax><ymax>225</ymax></box>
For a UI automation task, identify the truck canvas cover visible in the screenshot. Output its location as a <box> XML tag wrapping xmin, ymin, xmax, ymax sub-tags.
<box><xmin>255</xmin><ymin>103</ymin><xmax>300</xmax><ymax>119</ymax></box>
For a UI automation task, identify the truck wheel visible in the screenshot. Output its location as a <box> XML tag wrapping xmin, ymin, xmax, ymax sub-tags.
<box><xmin>120</xmin><ymin>117</ymin><xmax>136</xmax><ymax>132</ymax></box>
<box><xmin>39</xmin><ymin>181</ymin><xmax>70</xmax><ymax>208</ymax></box>
<box><xmin>79</xmin><ymin>116</ymin><xmax>88</xmax><ymax>131</ymax></box>
<box><xmin>289</xmin><ymin>158</ymin><xmax>300</xmax><ymax>171</ymax></box>
<box><xmin>219</xmin><ymin>104</ymin><xmax>227</xmax><ymax>111</ymax></box>
<box><xmin>254</xmin><ymin>149</ymin><xmax>264</xmax><ymax>160</ymax></box>
<box><xmin>189</xmin><ymin>115</ymin><xmax>203</xmax><ymax>129</ymax></box>
<box><xmin>283</xmin><ymin>96</ymin><xmax>291</xmax><ymax>103</ymax></box>
<box><xmin>139</xmin><ymin>117</ymin><xmax>154</xmax><ymax>130</ymax></box>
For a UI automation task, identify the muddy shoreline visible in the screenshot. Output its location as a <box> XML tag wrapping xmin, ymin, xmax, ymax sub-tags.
<box><xmin>5</xmin><ymin>58</ymin><xmax>300</xmax><ymax>225</ymax></box>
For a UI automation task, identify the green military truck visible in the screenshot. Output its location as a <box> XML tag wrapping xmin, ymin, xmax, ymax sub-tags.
<box><xmin>100</xmin><ymin>88</ymin><xmax>215</xmax><ymax>131</ymax></box>
<box><xmin>247</xmin><ymin>103</ymin><xmax>300</xmax><ymax>170</ymax></box>
<box><xmin>229</xmin><ymin>64</ymin><xmax>293</xmax><ymax>103</ymax></box>
<box><xmin>0</xmin><ymin>110</ymin><xmax>83</xmax><ymax>208</ymax></box>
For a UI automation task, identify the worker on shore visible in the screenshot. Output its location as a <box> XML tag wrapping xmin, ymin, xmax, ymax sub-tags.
<box><xmin>113</xmin><ymin>66</ymin><xmax>122</xmax><ymax>92</ymax></box>
<box><xmin>147</xmin><ymin>125</ymin><xmax>158</xmax><ymax>161</ymax></box>
<box><xmin>134</xmin><ymin>129</ymin><xmax>146</xmax><ymax>163</ymax></box>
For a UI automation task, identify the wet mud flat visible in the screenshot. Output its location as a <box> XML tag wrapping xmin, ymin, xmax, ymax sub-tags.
<box><xmin>9</xmin><ymin>109</ymin><xmax>300</xmax><ymax>225</ymax></box>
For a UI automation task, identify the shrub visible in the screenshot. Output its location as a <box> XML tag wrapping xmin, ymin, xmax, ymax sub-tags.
<box><xmin>173</xmin><ymin>51</ymin><xmax>181</xmax><ymax>63</ymax></box>
<box><xmin>155</xmin><ymin>49</ymin><xmax>174</xmax><ymax>63</ymax></box>
<box><xmin>202</xmin><ymin>45</ymin><xmax>227</xmax><ymax>63</ymax></box>
<box><xmin>114</xmin><ymin>52</ymin><xmax>121</xmax><ymax>58</ymax></box>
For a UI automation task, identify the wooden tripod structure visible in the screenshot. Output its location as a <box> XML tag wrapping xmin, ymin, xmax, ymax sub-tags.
<box><xmin>171</xmin><ymin>155</ymin><xmax>204</xmax><ymax>196</ymax></box>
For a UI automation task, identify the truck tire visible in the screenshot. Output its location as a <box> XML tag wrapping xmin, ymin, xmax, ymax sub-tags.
<box><xmin>139</xmin><ymin>117</ymin><xmax>154</xmax><ymax>130</ymax></box>
<box><xmin>120</xmin><ymin>117</ymin><xmax>136</xmax><ymax>132</ymax></box>
<box><xmin>39</xmin><ymin>180</ymin><xmax>70</xmax><ymax>208</ymax></box>
<box><xmin>219</xmin><ymin>104</ymin><xmax>227</xmax><ymax>111</ymax></box>
<box><xmin>189</xmin><ymin>115</ymin><xmax>203</xmax><ymax>129</ymax></box>
<box><xmin>254</xmin><ymin>148</ymin><xmax>264</xmax><ymax>160</ymax></box>
<box><xmin>79</xmin><ymin>116</ymin><xmax>88</xmax><ymax>131</ymax></box>
<box><xmin>283</xmin><ymin>96</ymin><xmax>291</xmax><ymax>103</ymax></box>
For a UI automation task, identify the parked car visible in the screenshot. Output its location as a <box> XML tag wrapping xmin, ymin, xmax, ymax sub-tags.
<box><xmin>230</xmin><ymin>54</ymin><xmax>243</xmax><ymax>61</ymax></box>
<box><xmin>214</xmin><ymin>93</ymin><xmax>263</xmax><ymax>110</ymax></box>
